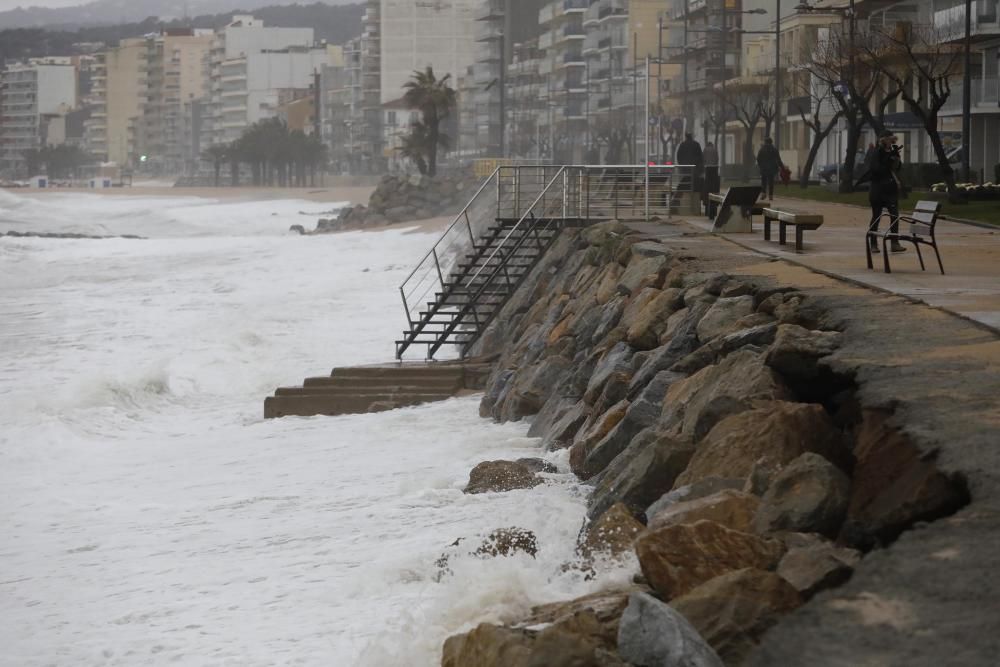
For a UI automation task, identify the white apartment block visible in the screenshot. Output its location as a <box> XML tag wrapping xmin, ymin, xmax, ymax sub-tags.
<box><xmin>379</xmin><ymin>0</ymin><xmax>479</xmax><ymax>103</ymax></box>
<box><xmin>0</xmin><ymin>58</ymin><xmax>77</xmax><ymax>176</ymax></box>
<box><xmin>208</xmin><ymin>16</ymin><xmax>318</xmax><ymax>145</ymax></box>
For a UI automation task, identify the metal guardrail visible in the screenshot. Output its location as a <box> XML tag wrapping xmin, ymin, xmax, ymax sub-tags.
<box><xmin>398</xmin><ymin>163</ymin><xmax>697</xmax><ymax>328</ymax></box>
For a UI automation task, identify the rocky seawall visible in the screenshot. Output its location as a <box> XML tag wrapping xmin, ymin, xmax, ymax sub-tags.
<box><xmin>301</xmin><ymin>171</ymin><xmax>480</xmax><ymax>234</ymax></box>
<box><xmin>436</xmin><ymin>221</ymin><xmax>977</xmax><ymax>666</ymax></box>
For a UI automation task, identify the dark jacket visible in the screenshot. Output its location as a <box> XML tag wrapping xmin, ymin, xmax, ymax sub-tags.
<box><xmin>864</xmin><ymin>146</ymin><xmax>902</xmax><ymax>199</ymax></box>
<box><xmin>756</xmin><ymin>144</ymin><xmax>782</xmax><ymax>176</ymax></box>
<box><xmin>676</xmin><ymin>139</ymin><xmax>703</xmax><ymax>170</ymax></box>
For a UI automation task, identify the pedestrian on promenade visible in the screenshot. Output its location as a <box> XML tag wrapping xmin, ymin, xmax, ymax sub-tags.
<box><xmin>862</xmin><ymin>130</ymin><xmax>907</xmax><ymax>254</ymax></box>
<box><xmin>676</xmin><ymin>133</ymin><xmax>703</xmax><ymax>199</ymax></box>
<box><xmin>702</xmin><ymin>141</ymin><xmax>720</xmax><ymax>217</ymax></box>
<box><xmin>756</xmin><ymin>137</ymin><xmax>783</xmax><ymax>200</ymax></box>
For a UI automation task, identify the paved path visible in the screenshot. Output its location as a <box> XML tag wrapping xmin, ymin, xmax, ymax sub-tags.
<box><xmin>676</xmin><ymin>197</ymin><xmax>1000</xmax><ymax>331</ymax></box>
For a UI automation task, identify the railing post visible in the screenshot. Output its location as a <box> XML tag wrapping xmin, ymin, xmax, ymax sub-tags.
<box><xmin>496</xmin><ymin>168</ymin><xmax>502</xmax><ymax>221</ymax></box>
<box><xmin>562</xmin><ymin>167</ymin><xmax>569</xmax><ymax>220</ymax></box>
<box><xmin>433</xmin><ymin>248</ymin><xmax>445</xmax><ymax>291</ymax></box>
<box><xmin>400</xmin><ymin>287</ymin><xmax>411</xmax><ymax>327</ymax></box>
<box><xmin>465</xmin><ymin>209</ymin><xmax>474</xmax><ymax>247</ymax></box>
<box><xmin>514</xmin><ymin>166</ymin><xmax>520</xmax><ymax>219</ymax></box>
<box><xmin>644</xmin><ymin>162</ymin><xmax>650</xmax><ymax>222</ymax></box>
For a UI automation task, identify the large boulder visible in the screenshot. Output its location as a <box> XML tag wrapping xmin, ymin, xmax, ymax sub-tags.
<box><xmin>584</xmin><ymin>342</ymin><xmax>635</xmax><ymax>405</ymax></box>
<box><xmin>695</xmin><ymin>296</ymin><xmax>756</xmax><ymax>342</ymax></box>
<box><xmin>645</xmin><ymin>477</ymin><xmax>746</xmax><ymax>521</ymax></box>
<box><xmin>580</xmin><ymin>502</ymin><xmax>646</xmax><ymax>560</ymax></box>
<box><xmin>617</xmin><ymin>592</ymin><xmax>724</xmax><ymax>667</ymax></box>
<box><xmin>649</xmin><ymin>489</ymin><xmax>761</xmax><ymax>533</ymax></box>
<box><xmin>777</xmin><ymin>538</ymin><xmax>861</xmax><ymax>598</ymax></box>
<box><xmin>590</xmin><ymin>295</ymin><xmax>627</xmax><ymax>345</ymax></box>
<box><xmin>500</xmin><ymin>355</ymin><xmax>574</xmax><ymax>421</ymax></box>
<box><xmin>671</xmin><ymin>569</ymin><xmax>801</xmax><ymax>665</ymax></box>
<box><xmin>753</xmin><ymin>452</ymin><xmax>851</xmax><ymax>537</ymax></box>
<box><xmin>442</xmin><ymin>590</ymin><xmax>633</xmax><ymax>667</ymax></box>
<box><xmin>474</xmin><ymin>527</ymin><xmax>539</xmax><ymax>558</ymax></box>
<box><xmin>595</xmin><ymin>264</ymin><xmax>625</xmax><ymax>305</ymax></box>
<box><xmin>670</xmin><ymin>322</ymin><xmax>779</xmax><ymax>375</ymax></box>
<box><xmin>635</xmin><ymin>520</ymin><xmax>785</xmax><ymax>600</ymax></box>
<box><xmin>540</xmin><ymin>400</ymin><xmax>590</xmax><ymax>451</ymax></box>
<box><xmin>617</xmin><ymin>255</ymin><xmax>668</xmax><ymax>296</ymax></box>
<box><xmin>627</xmin><ymin>302</ymin><xmax>711</xmax><ymax>395</ymax></box>
<box><xmin>626</xmin><ymin>288</ymin><xmax>685</xmax><ymax>350</ymax></box>
<box><xmin>660</xmin><ymin>350</ymin><xmax>793</xmax><ymax>443</ymax></box>
<box><xmin>464</xmin><ymin>460</ymin><xmax>542</xmax><ymax>494</ymax></box>
<box><xmin>587</xmin><ymin>429</ymin><xmax>695</xmax><ymax>519</ymax></box>
<box><xmin>579</xmin><ymin>371</ymin><xmax>679</xmax><ymax>480</ymax></box>
<box><xmin>673</xmin><ymin>401</ymin><xmax>841</xmax><ymax>489</ymax></box>
<box><xmin>764</xmin><ymin>324</ymin><xmax>841</xmax><ymax>381</ymax></box>
<box><xmin>570</xmin><ymin>400</ymin><xmax>629</xmax><ymax>476</ymax></box>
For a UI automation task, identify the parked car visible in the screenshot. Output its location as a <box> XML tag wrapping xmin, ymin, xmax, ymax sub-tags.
<box><xmin>818</xmin><ymin>150</ymin><xmax>867</xmax><ymax>183</ymax></box>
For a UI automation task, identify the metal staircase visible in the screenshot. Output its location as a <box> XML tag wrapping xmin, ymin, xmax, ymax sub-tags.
<box><xmin>395</xmin><ymin>164</ymin><xmax>696</xmax><ymax>359</ymax></box>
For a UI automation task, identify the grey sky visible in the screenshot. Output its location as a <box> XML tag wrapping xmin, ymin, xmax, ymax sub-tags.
<box><xmin>0</xmin><ymin>0</ymin><xmax>85</xmax><ymax>9</ymax></box>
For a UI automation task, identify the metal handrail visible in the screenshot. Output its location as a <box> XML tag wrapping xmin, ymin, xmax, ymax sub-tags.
<box><xmin>465</xmin><ymin>166</ymin><xmax>568</xmax><ymax>290</ymax></box>
<box><xmin>397</xmin><ymin>163</ymin><xmax>701</xmax><ymax>334</ymax></box>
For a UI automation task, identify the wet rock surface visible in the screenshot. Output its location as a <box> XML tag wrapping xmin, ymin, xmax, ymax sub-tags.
<box><xmin>445</xmin><ymin>219</ymin><xmax>988</xmax><ymax>666</ymax></box>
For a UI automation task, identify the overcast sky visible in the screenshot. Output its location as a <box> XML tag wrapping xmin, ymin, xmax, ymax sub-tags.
<box><xmin>0</xmin><ymin>0</ymin><xmax>87</xmax><ymax>9</ymax></box>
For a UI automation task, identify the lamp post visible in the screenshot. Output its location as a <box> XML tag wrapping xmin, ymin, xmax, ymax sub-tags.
<box><xmin>962</xmin><ymin>0</ymin><xmax>972</xmax><ymax>182</ymax></box>
<box><xmin>775</xmin><ymin>0</ymin><xmax>781</xmax><ymax>153</ymax></box>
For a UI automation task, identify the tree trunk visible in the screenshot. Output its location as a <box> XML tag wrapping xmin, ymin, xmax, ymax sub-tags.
<box><xmin>924</xmin><ymin>115</ymin><xmax>960</xmax><ymax>201</ymax></box>
<box><xmin>839</xmin><ymin>112</ymin><xmax>862</xmax><ymax>193</ymax></box>
<box><xmin>214</xmin><ymin>163</ymin><xmax>221</xmax><ymax>187</ymax></box>
<box><xmin>800</xmin><ymin>128</ymin><xmax>829</xmax><ymax>188</ymax></box>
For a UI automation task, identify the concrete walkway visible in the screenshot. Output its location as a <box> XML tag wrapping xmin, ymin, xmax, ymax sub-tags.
<box><xmin>677</xmin><ymin>198</ymin><xmax>1000</xmax><ymax>331</ymax></box>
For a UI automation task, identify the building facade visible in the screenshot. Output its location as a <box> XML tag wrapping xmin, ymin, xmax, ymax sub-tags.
<box><xmin>0</xmin><ymin>58</ymin><xmax>77</xmax><ymax>177</ymax></box>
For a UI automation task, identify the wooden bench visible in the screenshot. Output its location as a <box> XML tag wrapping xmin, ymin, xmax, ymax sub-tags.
<box><xmin>866</xmin><ymin>200</ymin><xmax>944</xmax><ymax>275</ymax></box>
<box><xmin>710</xmin><ymin>186</ymin><xmax>766</xmax><ymax>233</ymax></box>
<box><xmin>762</xmin><ymin>207</ymin><xmax>825</xmax><ymax>252</ymax></box>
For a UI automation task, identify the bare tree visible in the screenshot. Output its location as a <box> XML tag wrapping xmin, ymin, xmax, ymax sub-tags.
<box><xmin>862</xmin><ymin>23</ymin><xmax>964</xmax><ymax>200</ymax></box>
<box><xmin>787</xmin><ymin>68</ymin><xmax>844</xmax><ymax>187</ymax></box>
<box><xmin>716</xmin><ymin>84</ymin><xmax>766</xmax><ymax>178</ymax></box>
<box><xmin>804</xmin><ymin>24</ymin><xmax>890</xmax><ymax>192</ymax></box>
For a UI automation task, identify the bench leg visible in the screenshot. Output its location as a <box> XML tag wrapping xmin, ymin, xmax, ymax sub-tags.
<box><xmin>912</xmin><ymin>240</ymin><xmax>925</xmax><ymax>271</ymax></box>
<box><xmin>865</xmin><ymin>235</ymin><xmax>873</xmax><ymax>269</ymax></box>
<box><xmin>764</xmin><ymin>218</ymin><xmax>771</xmax><ymax>241</ymax></box>
<box><xmin>932</xmin><ymin>241</ymin><xmax>945</xmax><ymax>275</ymax></box>
<box><xmin>796</xmin><ymin>226</ymin><xmax>804</xmax><ymax>252</ymax></box>
<box><xmin>778</xmin><ymin>221</ymin><xmax>787</xmax><ymax>245</ymax></box>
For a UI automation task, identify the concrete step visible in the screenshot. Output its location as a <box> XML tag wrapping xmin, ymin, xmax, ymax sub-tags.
<box><xmin>302</xmin><ymin>375</ymin><xmax>462</xmax><ymax>390</ymax></box>
<box><xmin>264</xmin><ymin>393</ymin><xmax>452</xmax><ymax>419</ymax></box>
<box><xmin>264</xmin><ymin>361</ymin><xmax>492</xmax><ymax>419</ymax></box>
<box><xmin>279</xmin><ymin>383</ymin><xmax>457</xmax><ymax>396</ymax></box>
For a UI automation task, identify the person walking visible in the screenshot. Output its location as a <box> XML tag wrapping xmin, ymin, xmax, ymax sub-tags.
<box><xmin>676</xmin><ymin>133</ymin><xmax>703</xmax><ymax>199</ymax></box>
<box><xmin>863</xmin><ymin>130</ymin><xmax>906</xmax><ymax>253</ymax></box>
<box><xmin>702</xmin><ymin>141</ymin><xmax>720</xmax><ymax>217</ymax></box>
<box><xmin>756</xmin><ymin>137</ymin><xmax>782</xmax><ymax>200</ymax></box>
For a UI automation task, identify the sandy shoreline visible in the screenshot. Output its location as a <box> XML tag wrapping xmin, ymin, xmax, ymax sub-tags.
<box><xmin>9</xmin><ymin>185</ymin><xmax>377</xmax><ymax>206</ymax></box>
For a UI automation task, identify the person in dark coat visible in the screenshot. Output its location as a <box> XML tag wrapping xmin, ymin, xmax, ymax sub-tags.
<box><xmin>756</xmin><ymin>137</ymin><xmax>782</xmax><ymax>200</ymax></box>
<box><xmin>675</xmin><ymin>133</ymin><xmax>703</xmax><ymax>200</ymax></box>
<box><xmin>863</xmin><ymin>130</ymin><xmax>906</xmax><ymax>253</ymax></box>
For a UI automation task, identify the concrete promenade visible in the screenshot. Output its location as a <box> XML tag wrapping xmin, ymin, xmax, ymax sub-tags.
<box><xmin>679</xmin><ymin>197</ymin><xmax>1000</xmax><ymax>331</ymax></box>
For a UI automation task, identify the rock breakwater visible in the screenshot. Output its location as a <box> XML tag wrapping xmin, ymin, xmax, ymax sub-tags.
<box><xmin>437</xmin><ymin>220</ymin><xmax>971</xmax><ymax>665</ymax></box>
<box><xmin>299</xmin><ymin>171</ymin><xmax>480</xmax><ymax>234</ymax></box>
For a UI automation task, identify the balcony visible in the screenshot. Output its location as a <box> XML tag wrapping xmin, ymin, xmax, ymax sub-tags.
<box><xmin>942</xmin><ymin>77</ymin><xmax>1000</xmax><ymax>112</ymax></box>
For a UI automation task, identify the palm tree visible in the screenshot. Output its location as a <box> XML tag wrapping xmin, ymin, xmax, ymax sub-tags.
<box><xmin>201</xmin><ymin>144</ymin><xmax>228</xmax><ymax>186</ymax></box>
<box><xmin>402</xmin><ymin>66</ymin><xmax>456</xmax><ymax>177</ymax></box>
<box><xmin>399</xmin><ymin>121</ymin><xmax>430</xmax><ymax>175</ymax></box>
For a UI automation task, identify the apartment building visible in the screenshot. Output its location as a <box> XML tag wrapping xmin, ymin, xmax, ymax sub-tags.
<box><xmin>379</xmin><ymin>0</ymin><xmax>479</xmax><ymax>102</ymax></box>
<box><xmin>84</xmin><ymin>39</ymin><xmax>146</xmax><ymax>165</ymax></box>
<box><xmin>0</xmin><ymin>58</ymin><xmax>77</xmax><ymax>177</ymax></box>
<box><xmin>133</xmin><ymin>30</ymin><xmax>213</xmax><ymax>173</ymax></box>
<box><xmin>207</xmin><ymin>16</ymin><xmax>316</xmax><ymax>145</ymax></box>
